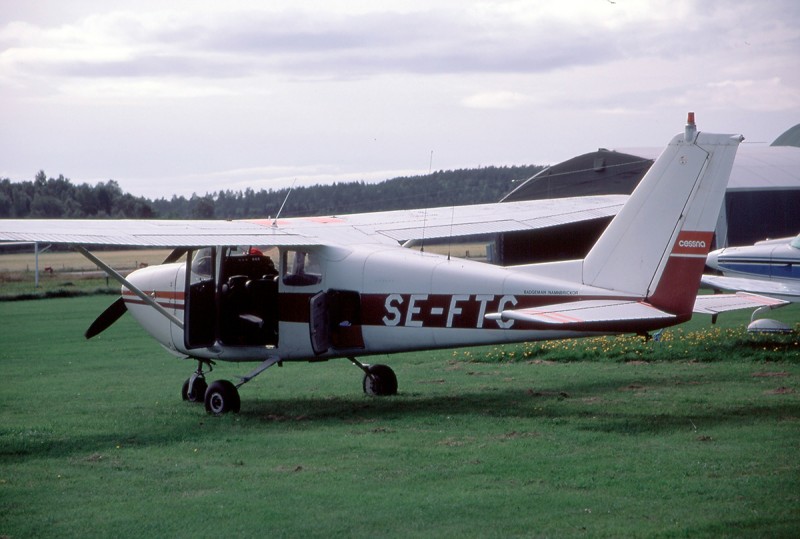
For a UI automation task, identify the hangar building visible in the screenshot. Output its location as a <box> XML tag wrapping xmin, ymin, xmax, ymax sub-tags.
<box><xmin>497</xmin><ymin>123</ymin><xmax>800</xmax><ymax>264</ymax></box>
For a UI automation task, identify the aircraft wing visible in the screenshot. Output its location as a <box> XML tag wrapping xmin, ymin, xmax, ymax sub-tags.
<box><xmin>0</xmin><ymin>219</ymin><xmax>319</xmax><ymax>247</ymax></box>
<box><xmin>318</xmin><ymin>194</ymin><xmax>627</xmax><ymax>244</ymax></box>
<box><xmin>485</xmin><ymin>299</ymin><xmax>675</xmax><ymax>326</ymax></box>
<box><xmin>700</xmin><ymin>275</ymin><xmax>800</xmax><ymax>303</ymax></box>
<box><xmin>692</xmin><ymin>291</ymin><xmax>789</xmax><ymax>314</ymax></box>
<box><xmin>0</xmin><ymin>195</ymin><xmax>626</xmax><ymax>248</ymax></box>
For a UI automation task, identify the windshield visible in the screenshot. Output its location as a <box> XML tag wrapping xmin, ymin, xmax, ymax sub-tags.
<box><xmin>190</xmin><ymin>247</ymin><xmax>214</xmax><ymax>279</ymax></box>
<box><xmin>791</xmin><ymin>234</ymin><xmax>800</xmax><ymax>249</ymax></box>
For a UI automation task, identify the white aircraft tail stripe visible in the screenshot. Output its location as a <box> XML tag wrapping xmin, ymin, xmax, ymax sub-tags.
<box><xmin>581</xmin><ymin>119</ymin><xmax>742</xmax><ymax>316</ymax></box>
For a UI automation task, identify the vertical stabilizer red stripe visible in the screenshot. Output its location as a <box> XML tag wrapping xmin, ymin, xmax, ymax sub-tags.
<box><xmin>648</xmin><ymin>230</ymin><xmax>714</xmax><ymax>315</ymax></box>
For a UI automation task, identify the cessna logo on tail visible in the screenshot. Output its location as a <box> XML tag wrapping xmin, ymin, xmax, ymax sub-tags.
<box><xmin>672</xmin><ymin>231</ymin><xmax>715</xmax><ymax>257</ymax></box>
<box><xmin>679</xmin><ymin>239</ymin><xmax>706</xmax><ymax>249</ymax></box>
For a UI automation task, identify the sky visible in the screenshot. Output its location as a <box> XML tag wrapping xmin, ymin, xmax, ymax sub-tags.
<box><xmin>1</xmin><ymin>0</ymin><xmax>798</xmax><ymax>199</ymax></box>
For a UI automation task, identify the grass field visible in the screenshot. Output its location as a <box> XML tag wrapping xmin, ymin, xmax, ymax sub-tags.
<box><xmin>1</xmin><ymin>296</ymin><xmax>799</xmax><ymax>538</ymax></box>
<box><xmin>0</xmin><ymin>249</ymin><xmax>174</xmax><ymax>299</ymax></box>
<box><xmin>0</xmin><ymin>249</ymin><xmax>174</xmax><ymax>274</ymax></box>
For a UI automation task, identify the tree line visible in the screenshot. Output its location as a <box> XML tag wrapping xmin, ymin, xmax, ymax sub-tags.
<box><xmin>1</xmin><ymin>165</ymin><xmax>544</xmax><ymax>220</ymax></box>
<box><xmin>0</xmin><ymin>171</ymin><xmax>155</xmax><ymax>219</ymax></box>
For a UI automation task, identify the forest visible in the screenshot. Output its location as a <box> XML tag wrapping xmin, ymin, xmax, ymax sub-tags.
<box><xmin>0</xmin><ymin>165</ymin><xmax>544</xmax><ymax>220</ymax></box>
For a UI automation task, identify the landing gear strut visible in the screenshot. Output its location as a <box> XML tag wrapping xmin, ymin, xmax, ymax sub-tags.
<box><xmin>181</xmin><ymin>360</ymin><xmax>211</xmax><ymax>403</ymax></box>
<box><xmin>200</xmin><ymin>356</ymin><xmax>282</xmax><ymax>415</ymax></box>
<box><xmin>349</xmin><ymin>357</ymin><xmax>398</xmax><ymax>396</ymax></box>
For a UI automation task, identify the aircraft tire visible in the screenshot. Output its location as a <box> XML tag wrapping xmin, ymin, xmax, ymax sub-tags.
<box><xmin>362</xmin><ymin>364</ymin><xmax>398</xmax><ymax>396</ymax></box>
<box><xmin>181</xmin><ymin>377</ymin><xmax>208</xmax><ymax>403</ymax></box>
<box><xmin>204</xmin><ymin>380</ymin><xmax>241</xmax><ymax>415</ymax></box>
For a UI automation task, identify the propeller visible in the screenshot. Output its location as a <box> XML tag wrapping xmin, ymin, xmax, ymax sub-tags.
<box><xmin>85</xmin><ymin>297</ymin><xmax>127</xmax><ymax>339</ymax></box>
<box><xmin>84</xmin><ymin>248</ymin><xmax>187</xmax><ymax>339</ymax></box>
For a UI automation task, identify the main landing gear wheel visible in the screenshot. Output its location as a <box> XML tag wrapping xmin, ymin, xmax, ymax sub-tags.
<box><xmin>181</xmin><ymin>376</ymin><xmax>208</xmax><ymax>403</ymax></box>
<box><xmin>362</xmin><ymin>364</ymin><xmax>398</xmax><ymax>396</ymax></box>
<box><xmin>204</xmin><ymin>380</ymin><xmax>241</xmax><ymax>415</ymax></box>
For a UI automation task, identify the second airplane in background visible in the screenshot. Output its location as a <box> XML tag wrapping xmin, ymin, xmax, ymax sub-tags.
<box><xmin>703</xmin><ymin>233</ymin><xmax>800</xmax><ymax>303</ymax></box>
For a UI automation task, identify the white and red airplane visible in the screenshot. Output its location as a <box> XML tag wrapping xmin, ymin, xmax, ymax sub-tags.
<box><xmin>1</xmin><ymin>115</ymin><xmax>784</xmax><ymax>414</ymax></box>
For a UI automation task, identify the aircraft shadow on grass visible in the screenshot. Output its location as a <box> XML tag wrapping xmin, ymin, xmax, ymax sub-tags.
<box><xmin>2</xmin><ymin>370</ymin><xmax>796</xmax><ymax>462</ymax></box>
<box><xmin>237</xmin><ymin>369</ymin><xmax>799</xmax><ymax>435</ymax></box>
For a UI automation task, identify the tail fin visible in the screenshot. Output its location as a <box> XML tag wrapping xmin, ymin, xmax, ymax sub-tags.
<box><xmin>582</xmin><ymin>114</ymin><xmax>742</xmax><ymax>315</ymax></box>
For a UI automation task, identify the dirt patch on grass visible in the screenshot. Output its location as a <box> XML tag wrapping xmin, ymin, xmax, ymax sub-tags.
<box><xmin>437</xmin><ymin>436</ymin><xmax>476</xmax><ymax>447</ymax></box>
<box><xmin>497</xmin><ymin>431</ymin><xmax>541</xmax><ymax>440</ymax></box>
<box><xmin>765</xmin><ymin>386</ymin><xmax>795</xmax><ymax>395</ymax></box>
<box><xmin>752</xmin><ymin>371</ymin><xmax>790</xmax><ymax>378</ymax></box>
<box><xmin>527</xmin><ymin>389</ymin><xmax>569</xmax><ymax>399</ymax></box>
<box><xmin>618</xmin><ymin>384</ymin><xmax>646</xmax><ymax>392</ymax></box>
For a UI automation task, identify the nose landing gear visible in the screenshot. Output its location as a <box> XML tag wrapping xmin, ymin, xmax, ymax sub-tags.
<box><xmin>181</xmin><ymin>360</ymin><xmax>212</xmax><ymax>403</ymax></box>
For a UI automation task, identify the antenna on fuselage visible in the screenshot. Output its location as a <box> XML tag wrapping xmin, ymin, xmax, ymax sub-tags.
<box><xmin>272</xmin><ymin>178</ymin><xmax>297</xmax><ymax>227</ymax></box>
<box><xmin>419</xmin><ymin>150</ymin><xmax>435</xmax><ymax>254</ymax></box>
<box><xmin>446</xmin><ymin>205</ymin><xmax>455</xmax><ymax>261</ymax></box>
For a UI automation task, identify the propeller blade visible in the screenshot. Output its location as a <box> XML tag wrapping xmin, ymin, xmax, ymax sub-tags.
<box><xmin>85</xmin><ymin>249</ymin><xmax>183</xmax><ymax>340</ymax></box>
<box><xmin>85</xmin><ymin>297</ymin><xmax>127</xmax><ymax>339</ymax></box>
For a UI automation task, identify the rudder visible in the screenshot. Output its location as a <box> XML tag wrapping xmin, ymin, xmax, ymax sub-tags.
<box><xmin>581</xmin><ymin>114</ymin><xmax>742</xmax><ymax>315</ymax></box>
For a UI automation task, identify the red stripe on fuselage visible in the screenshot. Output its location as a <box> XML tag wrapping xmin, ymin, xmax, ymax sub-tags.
<box><xmin>122</xmin><ymin>289</ymin><xmax>185</xmax><ymax>310</ymax></box>
<box><xmin>120</xmin><ymin>289</ymin><xmax>675</xmax><ymax>333</ymax></box>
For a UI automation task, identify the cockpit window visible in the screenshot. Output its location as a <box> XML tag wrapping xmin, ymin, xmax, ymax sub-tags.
<box><xmin>220</xmin><ymin>246</ymin><xmax>278</xmax><ymax>281</ymax></box>
<box><xmin>190</xmin><ymin>247</ymin><xmax>214</xmax><ymax>280</ymax></box>
<box><xmin>791</xmin><ymin>235</ymin><xmax>800</xmax><ymax>249</ymax></box>
<box><xmin>282</xmin><ymin>249</ymin><xmax>322</xmax><ymax>286</ymax></box>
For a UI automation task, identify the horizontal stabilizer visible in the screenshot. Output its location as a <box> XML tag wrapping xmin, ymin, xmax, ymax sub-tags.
<box><xmin>693</xmin><ymin>292</ymin><xmax>789</xmax><ymax>315</ymax></box>
<box><xmin>485</xmin><ymin>299</ymin><xmax>675</xmax><ymax>326</ymax></box>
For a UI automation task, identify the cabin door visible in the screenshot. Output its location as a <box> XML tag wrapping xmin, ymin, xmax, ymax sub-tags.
<box><xmin>309</xmin><ymin>292</ymin><xmax>330</xmax><ymax>355</ymax></box>
<box><xmin>184</xmin><ymin>247</ymin><xmax>217</xmax><ymax>349</ymax></box>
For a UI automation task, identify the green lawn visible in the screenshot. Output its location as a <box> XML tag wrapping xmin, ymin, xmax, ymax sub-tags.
<box><xmin>1</xmin><ymin>297</ymin><xmax>798</xmax><ymax>538</ymax></box>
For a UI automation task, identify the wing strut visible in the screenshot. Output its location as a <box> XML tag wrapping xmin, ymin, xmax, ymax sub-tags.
<box><xmin>74</xmin><ymin>245</ymin><xmax>184</xmax><ymax>330</ymax></box>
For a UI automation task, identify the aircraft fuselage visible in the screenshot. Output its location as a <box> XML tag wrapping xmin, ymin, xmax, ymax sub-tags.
<box><xmin>124</xmin><ymin>242</ymin><xmax>656</xmax><ymax>364</ymax></box>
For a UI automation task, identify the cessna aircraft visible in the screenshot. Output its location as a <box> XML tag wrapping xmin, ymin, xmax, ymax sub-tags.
<box><xmin>703</xmin><ymin>233</ymin><xmax>800</xmax><ymax>302</ymax></box>
<box><xmin>0</xmin><ymin>115</ymin><xmax>785</xmax><ymax>414</ymax></box>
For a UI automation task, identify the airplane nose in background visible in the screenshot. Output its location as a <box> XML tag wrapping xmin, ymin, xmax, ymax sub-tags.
<box><xmin>706</xmin><ymin>248</ymin><xmax>723</xmax><ymax>270</ymax></box>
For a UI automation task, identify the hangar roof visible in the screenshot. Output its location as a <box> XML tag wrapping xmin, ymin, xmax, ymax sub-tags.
<box><xmin>619</xmin><ymin>144</ymin><xmax>800</xmax><ymax>192</ymax></box>
<box><xmin>771</xmin><ymin>123</ymin><xmax>800</xmax><ymax>147</ymax></box>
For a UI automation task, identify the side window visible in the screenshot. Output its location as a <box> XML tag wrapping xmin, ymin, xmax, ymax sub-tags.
<box><xmin>190</xmin><ymin>247</ymin><xmax>214</xmax><ymax>283</ymax></box>
<box><xmin>282</xmin><ymin>249</ymin><xmax>322</xmax><ymax>286</ymax></box>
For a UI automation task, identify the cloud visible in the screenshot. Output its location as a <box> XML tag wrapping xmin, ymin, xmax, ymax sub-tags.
<box><xmin>1</xmin><ymin>0</ymin><xmax>798</xmax><ymax>198</ymax></box>
<box><xmin>0</xmin><ymin>6</ymin><xmax>636</xmax><ymax>94</ymax></box>
<box><xmin>461</xmin><ymin>91</ymin><xmax>533</xmax><ymax>109</ymax></box>
<box><xmin>702</xmin><ymin>78</ymin><xmax>800</xmax><ymax>112</ymax></box>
